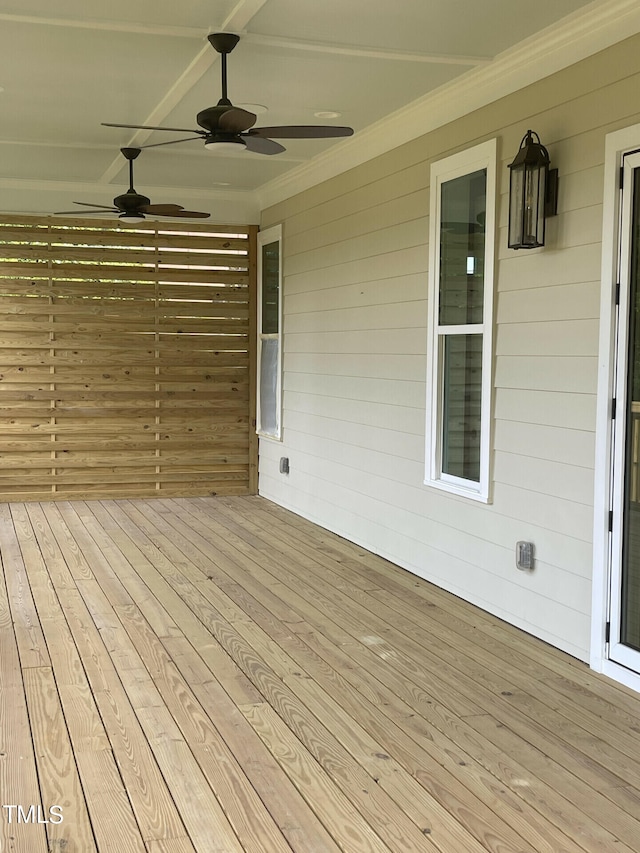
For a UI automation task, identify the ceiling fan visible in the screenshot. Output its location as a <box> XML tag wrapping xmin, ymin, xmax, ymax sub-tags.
<box><xmin>55</xmin><ymin>147</ymin><xmax>210</xmax><ymax>222</ymax></box>
<box><xmin>102</xmin><ymin>32</ymin><xmax>354</xmax><ymax>155</ymax></box>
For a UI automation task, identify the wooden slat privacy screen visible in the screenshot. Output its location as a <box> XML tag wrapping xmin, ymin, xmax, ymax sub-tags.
<box><xmin>0</xmin><ymin>215</ymin><xmax>257</xmax><ymax>501</ymax></box>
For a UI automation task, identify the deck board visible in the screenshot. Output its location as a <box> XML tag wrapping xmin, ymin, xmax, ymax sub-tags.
<box><xmin>0</xmin><ymin>495</ymin><xmax>640</xmax><ymax>851</ymax></box>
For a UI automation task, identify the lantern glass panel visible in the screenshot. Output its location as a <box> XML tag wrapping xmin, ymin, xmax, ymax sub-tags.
<box><xmin>509</xmin><ymin>166</ymin><xmax>525</xmax><ymax>247</ymax></box>
<box><xmin>508</xmin><ymin>163</ymin><xmax>547</xmax><ymax>249</ymax></box>
<box><xmin>525</xmin><ymin>166</ymin><xmax>545</xmax><ymax>247</ymax></box>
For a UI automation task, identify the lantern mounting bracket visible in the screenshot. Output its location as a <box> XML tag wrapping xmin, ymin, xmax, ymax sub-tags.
<box><xmin>545</xmin><ymin>167</ymin><xmax>559</xmax><ymax>218</ymax></box>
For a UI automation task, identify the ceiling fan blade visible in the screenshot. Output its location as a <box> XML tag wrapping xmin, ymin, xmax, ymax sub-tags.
<box><xmin>72</xmin><ymin>201</ymin><xmax>119</xmax><ymax>210</ymax></box>
<box><xmin>142</xmin><ymin>203</ymin><xmax>210</xmax><ymax>219</ymax></box>
<box><xmin>138</xmin><ymin>136</ymin><xmax>204</xmax><ymax>149</ymax></box>
<box><xmin>160</xmin><ymin>210</ymin><xmax>211</xmax><ymax>219</ymax></box>
<box><xmin>102</xmin><ymin>122</ymin><xmax>203</xmax><ymax>134</ymax></box>
<box><xmin>218</xmin><ymin>107</ymin><xmax>257</xmax><ymax>133</ymax></box>
<box><xmin>142</xmin><ymin>203</ymin><xmax>184</xmax><ymax>215</ymax></box>
<box><xmin>249</xmin><ymin>125</ymin><xmax>354</xmax><ymax>139</ymax></box>
<box><xmin>243</xmin><ymin>135</ymin><xmax>286</xmax><ymax>155</ymax></box>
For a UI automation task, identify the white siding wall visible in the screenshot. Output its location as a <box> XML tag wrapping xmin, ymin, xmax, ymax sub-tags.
<box><xmin>259</xmin><ymin>34</ymin><xmax>640</xmax><ymax>662</ymax></box>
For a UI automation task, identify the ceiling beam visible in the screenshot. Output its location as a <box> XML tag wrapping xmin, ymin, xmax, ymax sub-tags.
<box><xmin>98</xmin><ymin>45</ymin><xmax>217</xmax><ymax>183</ymax></box>
<box><xmin>232</xmin><ymin>0</ymin><xmax>491</xmax><ymax>67</ymax></box>
<box><xmin>221</xmin><ymin>0</ymin><xmax>271</xmax><ymax>33</ymax></box>
<box><xmin>239</xmin><ymin>32</ymin><xmax>491</xmax><ymax>66</ymax></box>
<box><xmin>0</xmin><ymin>12</ymin><xmax>203</xmax><ymax>38</ymax></box>
<box><xmin>0</xmin><ymin>10</ymin><xmax>490</xmax><ymax>66</ymax></box>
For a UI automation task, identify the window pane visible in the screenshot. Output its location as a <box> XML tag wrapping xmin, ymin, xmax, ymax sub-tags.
<box><xmin>621</xmin><ymin>169</ymin><xmax>640</xmax><ymax>651</ymax></box>
<box><xmin>259</xmin><ymin>338</ymin><xmax>279</xmax><ymax>436</ymax></box>
<box><xmin>439</xmin><ymin>169</ymin><xmax>486</xmax><ymax>326</ymax></box>
<box><xmin>261</xmin><ymin>240</ymin><xmax>280</xmax><ymax>334</ymax></box>
<box><xmin>442</xmin><ymin>334</ymin><xmax>482</xmax><ymax>482</ymax></box>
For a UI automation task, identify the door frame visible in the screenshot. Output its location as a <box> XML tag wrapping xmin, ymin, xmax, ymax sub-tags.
<box><xmin>592</xmin><ymin>122</ymin><xmax>640</xmax><ymax>692</ymax></box>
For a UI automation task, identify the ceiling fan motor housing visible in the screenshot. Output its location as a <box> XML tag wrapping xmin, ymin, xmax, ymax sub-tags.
<box><xmin>197</xmin><ymin>104</ymin><xmax>233</xmax><ymax>131</ymax></box>
<box><xmin>114</xmin><ymin>190</ymin><xmax>151</xmax><ymax>212</ymax></box>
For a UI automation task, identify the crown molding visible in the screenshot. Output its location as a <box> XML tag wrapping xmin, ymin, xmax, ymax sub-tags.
<box><xmin>256</xmin><ymin>0</ymin><xmax>640</xmax><ymax>212</ymax></box>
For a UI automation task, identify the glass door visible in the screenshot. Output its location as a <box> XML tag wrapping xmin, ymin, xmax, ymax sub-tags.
<box><xmin>610</xmin><ymin>152</ymin><xmax>640</xmax><ymax>672</ymax></box>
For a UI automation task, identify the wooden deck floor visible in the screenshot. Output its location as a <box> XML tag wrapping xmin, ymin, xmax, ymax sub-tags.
<box><xmin>1</xmin><ymin>496</ymin><xmax>640</xmax><ymax>853</ymax></box>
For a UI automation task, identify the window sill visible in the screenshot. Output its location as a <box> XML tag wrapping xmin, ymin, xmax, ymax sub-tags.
<box><xmin>257</xmin><ymin>431</ymin><xmax>283</xmax><ymax>442</ymax></box>
<box><xmin>423</xmin><ymin>477</ymin><xmax>490</xmax><ymax>504</ymax></box>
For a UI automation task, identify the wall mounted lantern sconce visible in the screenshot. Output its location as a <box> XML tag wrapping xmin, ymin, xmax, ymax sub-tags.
<box><xmin>507</xmin><ymin>129</ymin><xmax>558</xmax><ymax>249</ymax></box>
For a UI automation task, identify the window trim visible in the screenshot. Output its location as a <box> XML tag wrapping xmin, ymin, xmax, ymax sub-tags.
<box><xmin>256</xmin><ymin>224</ymin><xmax>283</xmax><ymax>440</ymax></box>
<box><xmin>425</xmin><ymin>139</ymin><xmax>497</xmax><ymax>502</ymax></box>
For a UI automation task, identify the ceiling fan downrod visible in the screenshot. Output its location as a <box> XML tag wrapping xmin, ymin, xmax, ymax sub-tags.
<box><xmin>121</xmin><ymin>147</ymin><xmax>141</xmax><ymax>193</ymax></box>
<box><xmin>207</xmin><ymin>33</ymin><xmax>240</xmax><ymax>106</ymax></box>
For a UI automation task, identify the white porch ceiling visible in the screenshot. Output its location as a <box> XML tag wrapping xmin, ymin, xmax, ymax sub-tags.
<box><xmin>0</xmin><ymin>0</ymin><xmax>632</xmax><ymax>223</ymax></box>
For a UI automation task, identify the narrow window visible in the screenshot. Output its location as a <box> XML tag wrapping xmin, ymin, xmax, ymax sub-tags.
<box><xmin>257</xmin><ymin>224</ymin><xmax>282</xmax><ymax>439</ymax></box>
<box><xmin>425</xmin><ymin>140</ymin><xmax>496</xmax><ymax>501</ymax></box>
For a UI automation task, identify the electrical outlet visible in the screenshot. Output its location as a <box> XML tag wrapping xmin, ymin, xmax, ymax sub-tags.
<box><xmin>516</xmin><ymin>541</ymin><xmax>534</xmax><ymax>571</ymax></box>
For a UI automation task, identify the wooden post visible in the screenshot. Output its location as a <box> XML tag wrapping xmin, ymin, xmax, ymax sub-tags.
<box><xmin>248</xmin><ymin>224</ymin><xmax>259</xmax><ymax>495</ymax></box>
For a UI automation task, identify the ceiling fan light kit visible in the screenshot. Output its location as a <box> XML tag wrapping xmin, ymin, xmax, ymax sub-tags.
<box><xmin>203</xmin><ymin>136</ymin><xmax>247</xmax><ymax>153</ymax></box>
<box><xmin>118</xmin><ymin>212</ymin><xmax>146</xmax><ymax>224</ymax></box>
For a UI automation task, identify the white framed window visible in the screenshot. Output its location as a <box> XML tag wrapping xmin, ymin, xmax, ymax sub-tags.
<box><xmin>257</xmin><ymin>224</ymin><xmax>282</xmax><ymax>439</ymax></box>
<box><xmin>425</xmin><ymin>139</ymin><xmax>497</xmax><ymax>501</ymax></box>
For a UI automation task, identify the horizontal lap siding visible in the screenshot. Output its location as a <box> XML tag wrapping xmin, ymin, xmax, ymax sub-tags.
<box><xmin>0</xmin><ymin>215</ymin><xmax>256</xmax><ymax>500</ymax></box>
<box><xmin>259</xmin><ymin>34</ymin><xmax>640</xmax><ymax>661</ymax></box>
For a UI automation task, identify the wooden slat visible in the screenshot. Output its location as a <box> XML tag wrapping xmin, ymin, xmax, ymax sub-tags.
<box><xmin>23</xmin><ymin>666</ymin><xmax>97</xmax><ymax>852</ymax></box>
<box><xmin>0</xmin><ymin>686</ymin><xmax>49</xmax><ymax>853</ymax></box>
<box><xmin>0</xmin><ymin>504</ymin><xmax>50</xmax><ymax>668</ymax></box>
<box><xmin>0</xmin><ymin>212</ymin><xmax>248</xmax><ymax>234</ymax></box>
<box><xmin>0</xmin><ymin>281</ymin><xmax>249</xmax><ymax>300</ymax></box>
<box><xmin>0</xmin><ymin>509</ymin><xmax>49</xmax><ymax>853</ymax></box>
<box><xmin>247</xmin><ymin>225</ymin><xmax>258</xmax><ymax>494</ymax></box>
<box><xmin>0</xmin><ymin>366</ymin><xmax>248</xmax><ymax>383</ymax></box>
<box><xmin>0</xmin><ymin>306</ymin><xmax>250</xmax><ymax>325</ymax></box>
<box><xmin>0</xmin><ymin>262</ymin><xmax>247</xmax><ymax>285</ymax></box>
<box><xmin>0</xmin><ymin>350</ymin><xmax>247</xmax><ymax>367</ymax></box>
<box><xmin>0</xmin><ymin>237</ymin><xmax>247</xmax><ymax>254</ymax></box>
<box><xmin>73</xmin><ymin>748</ymin><xmax>148</xmax><ymax>853</ymax></box>
<box><xmin>0</xmin><ymin>233</ymin><xmax>248</xmax><ymax>256</ymax></box>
